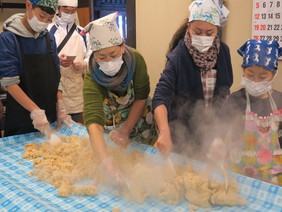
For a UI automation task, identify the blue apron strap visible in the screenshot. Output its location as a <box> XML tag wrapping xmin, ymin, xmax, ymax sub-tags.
<box><xmin>49</xmin><ymin>25</ymin><xmax>58</xmax><ymax>35</ymax></box>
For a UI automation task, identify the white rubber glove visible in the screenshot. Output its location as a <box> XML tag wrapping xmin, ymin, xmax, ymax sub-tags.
<box><xmin>109</xmin><ymin>127</ymin><xmax>131</xmax><ymax>147</ymax></box>
<box><xmin>207</xmin><ymin>137</ymin><xmax>226</xmax><ymax>162</ymax></box>
<box><xmin>73</xmin><ymin>61</ymin><xmax>87</xmax><ymax>72</ymax></box>
<box><xmin>30</xmin><ymin>109</ymin><xmax>51</xmax><ymax>137</ymax></box>
<box><xmin>207</xmin><ymin>137</ymin><xmax>229</xmax><ymax>192</ymax></box>
<box><xmin>100</xmin><ymin>157</ymin><xmax>125</xmax><ymax>186</ymax></box>
<box><xmin>56</xmin><ymin>99</ymin><xmax>75</xmax><ymax>129</ymax></box>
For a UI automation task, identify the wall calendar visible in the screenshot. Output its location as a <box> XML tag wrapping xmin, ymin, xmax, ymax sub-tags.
<box><xmin>252</xmin><ymin>0</ymin><xmax>282</xmax><ymax>57</ymax></box>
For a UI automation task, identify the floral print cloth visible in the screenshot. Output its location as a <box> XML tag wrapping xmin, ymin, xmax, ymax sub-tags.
<box><xmin>103</xmin><ymin>81</ymin><xmax>156</xmax><ymax>145</ymax></box>
<box><xmin>188</xmin><ymin>0</ymin><xmax>229</xmax><ymax>26</ymax></box>
<box><xmin>80</xmin><ymin>12</ymin><xmax>123</xmax><ymax>51</ymax></box>
<box><xmin>230</xmin><ymin>92</ymin><xmax>282</xmax><ymax>185</ymax></box>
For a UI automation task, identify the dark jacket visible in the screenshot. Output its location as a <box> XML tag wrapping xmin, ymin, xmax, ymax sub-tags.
<box><xmin>152</xmin><ymin>39</ymin><xmax>233</xmax><ymax>150</ymax></box>
<box><xmin>153</xmin><ymin>39</ymin><xmax>233</xmax><ymax>120</ymax></box>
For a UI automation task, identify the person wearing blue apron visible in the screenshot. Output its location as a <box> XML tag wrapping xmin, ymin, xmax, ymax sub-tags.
<box><xmin>0</xmin><ymin>0</ymin><xmax>70</xmax><ymax>136</ymax></box>
<box><xmin>214</xmin><ymin>39</ymin><xmax>282</xmax><ymax>186</ymax></box>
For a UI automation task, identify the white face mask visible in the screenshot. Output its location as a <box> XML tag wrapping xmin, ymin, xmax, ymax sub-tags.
<box><xmin>61</xmin><ymin>12</ymin><xmax>76</xmax><ymax>23</ymax></box>
<box><xmin>241</xmin><ymin>76</ymin><xmax>272</xmax><ymax>97</ymax></box>
<box><xmin>97</xmin><ymin>56</ymin><xmax>124</xmax><ymax>76</ymax></box>
<box><xmin>27</xmin><ymin>10</ymin><xmax>49</xmax><ymax>33</ymax></box>
<box><xmin>191</xmin><ymin>34</ymin><xmax>215</xmax><ymax>53</ymax></box>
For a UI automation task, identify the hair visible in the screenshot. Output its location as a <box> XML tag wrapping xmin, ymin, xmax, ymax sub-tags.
<box><xmin>89</xmin><ymin>52</ymin><xmax>95</xmax><ymax>74</ymax></box>
<box><xmin>167</xmin><ymin>18</ymin><xmax>188</xmax><ymax>54</ymax></box>
<box><xmin>32</xmin><ymin>5</ymin><xmax>56</xmax><ymax>15</ymax></box>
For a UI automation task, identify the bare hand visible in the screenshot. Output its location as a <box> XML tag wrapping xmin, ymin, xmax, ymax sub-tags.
<box><xmin>156</xmin><ymin>131</ymin><xmax>172</xmax><ymax>158</ymax></box>
<box><xmin>60</xmin><ymin>54</ymin><xmax>75</xmax><ymax>67</ymax></box>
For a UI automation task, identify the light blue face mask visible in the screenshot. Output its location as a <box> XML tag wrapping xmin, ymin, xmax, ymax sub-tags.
<box><xmin>241</xmin><ymin>76</ymin><xmax>273</xmax><ymax>97</ymax></box>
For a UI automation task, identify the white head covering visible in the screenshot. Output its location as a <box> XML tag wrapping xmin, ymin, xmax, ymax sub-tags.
<box><xmin>188</xmin><ymin>0</ymin><xmax>229</xmax><ymax>26</ymax></box>
<box><xmin>80</xmin><ymin>12</ymin><xmax>123</xmax><ymax>51</ymax></box>
<box><xmin>58</xmin><ymin>0</ymin><xmax>78</xmax><ymax>7</ymax></box>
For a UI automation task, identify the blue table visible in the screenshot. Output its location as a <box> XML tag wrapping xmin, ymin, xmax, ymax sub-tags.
<box><xmin>0</xmin><ymin>124</ymin><xmax>281</xmax><ymax>212</ymax></box>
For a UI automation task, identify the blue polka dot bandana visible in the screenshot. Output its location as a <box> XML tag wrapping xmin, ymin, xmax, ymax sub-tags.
<box><xmin>238</xmin><ymin>39</ymin><xmax>282</xmax><ymax>72</ymax></box>
<box><xmin>29</xmin><ymin>0</ymin><xmax>58</xmax><ymax>12</ymax></box>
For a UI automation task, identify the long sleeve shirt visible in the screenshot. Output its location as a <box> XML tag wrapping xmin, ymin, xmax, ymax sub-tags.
<box><xmin>83</xmin><ymin>48</ymin><xmax>150</xmax><ymax>127</ymax></box>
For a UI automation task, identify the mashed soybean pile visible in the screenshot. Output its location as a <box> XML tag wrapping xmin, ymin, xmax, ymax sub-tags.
<box><xmin>22</xmin><ymin>135</ymin><xmax>247</xmax><ymax>208</ymax></box>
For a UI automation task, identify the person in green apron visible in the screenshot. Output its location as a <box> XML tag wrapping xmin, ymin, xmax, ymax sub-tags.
<box><xmin>0</xmin><ymin>0</ymin><xmax>72</xmax><ymax>137</ymax></box>
<box><xmin>211</xmin><ymin>39</ymin><xmax>282</xmax><ymax>186</ymax></box>
<box><xmin>82</xmin><ymin>12</ymin><xmax>157</xmax><ymax>183</ymax></box>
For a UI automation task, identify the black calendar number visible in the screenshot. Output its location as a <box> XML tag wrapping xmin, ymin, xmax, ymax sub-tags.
<box><xmin>274</xmin><ymin>24</ymin><xmax>280</xmax><ymax>30</ymax></box>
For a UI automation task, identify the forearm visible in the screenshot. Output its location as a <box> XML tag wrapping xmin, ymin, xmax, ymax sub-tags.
<box><xmin>57</xmin><ymin>90</ymin><xmax>63</xmax><ymax>100</ymax></box>
<box><xmin>154</xmin><ymin>104</ymin><xmax>172</xmax><ymax>158</ymax></box>
<box><xmin>123</xmin><ymin>99</ymin><xmax>146</xmax><ymax>134</ymax></box>
<box><xmin>154</xmin><ymin>104</ymin><xmax>170</xmax><ymax>134</ymax></box>
<box><xmin>88</xmin><ymin>123</ymin><xmax>108</xmax><ymax>161</ymax></box>
<box><xmin>6</xmin><ymin>84</ymin><xmax>39</xmax><ymax>112</ymax></box>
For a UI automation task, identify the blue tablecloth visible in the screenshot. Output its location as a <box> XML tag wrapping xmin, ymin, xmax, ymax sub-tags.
<box><xmin>0</xmin><ymin>124</ymin><xmax>281</xmax><ymax>212</ymax></box>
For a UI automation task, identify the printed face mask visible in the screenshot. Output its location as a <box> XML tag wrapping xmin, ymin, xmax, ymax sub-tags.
<box><xmin>241</xmin><ymin>76</ymin><xmax>272</xmax><ymax>97</ymax></box>
<box><xmin>27</xmin><ymin>10</ymin><xmax>49</xmax><ymax>33</ymax></box>
<box><xmin>97</xmin><ymin>56</ymin><xmax>124</xmax><ymax>76</ymax></box>
<box><xmin>61</xmin><ymin>12</ymin><xmax>76</xmax><ymax>23</ymax></box>
<box><xmin>191</xmin><ymin>34</ymin><xmax>215</xmax><ymax>53</ymax></box>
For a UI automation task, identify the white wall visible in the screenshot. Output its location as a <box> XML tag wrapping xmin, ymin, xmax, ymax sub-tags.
<box><xmin>136</xmin><ymin>0</ymin><xmax>190</xmax><ymax>96</ymax></box>
<box><xmin>1</xmin><ymin>1</ymin><xmax>281</xmax><ymax>94</ymax></box>
<box><xmin>136</xmin><ymin>0</ymin><xmax>282</xmax><ymax>96</ymax></box>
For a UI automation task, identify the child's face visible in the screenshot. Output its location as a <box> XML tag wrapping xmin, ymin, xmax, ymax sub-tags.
<box><xmin>243</xmin><ymin>66</ymin><xmax>275</xmax><ymax>83</ymax></box>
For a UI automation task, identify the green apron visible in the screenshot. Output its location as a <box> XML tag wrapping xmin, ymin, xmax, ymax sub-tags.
<box><xmin>103</xmin><ymin>81</ymin><xmax>156</xmax><ymax>145</ymax></box>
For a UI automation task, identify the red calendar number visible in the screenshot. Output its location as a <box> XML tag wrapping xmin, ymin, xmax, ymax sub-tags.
<box><xmin>260</xmin><ymin>25</ymin><xmax>266</xmax><ymax>30</ymax></box>
<box><xmin>253</xmin><ymin>35</ymin><xmax>259</xmax><ymax>40</ymax></box>
<box><xmin>255</xmin><ymin>13</ymin><xmax>260</xmax><ymax>19</ymax></box>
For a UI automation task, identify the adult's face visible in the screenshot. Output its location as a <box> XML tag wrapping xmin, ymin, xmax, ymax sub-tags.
<box><xmin>94</xmin><ymin>43</ymin><xmax>125</xmax><ymax>62</ymax></box>
<box><xmin>58</xmin><ymin>6</ymin><xmax>77</xmax><ymax>15</ymax></box>
<box><xmin>188</xmin><ymin>20</ymin><xmax>218</xmax><ymax>37</ymax></box>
